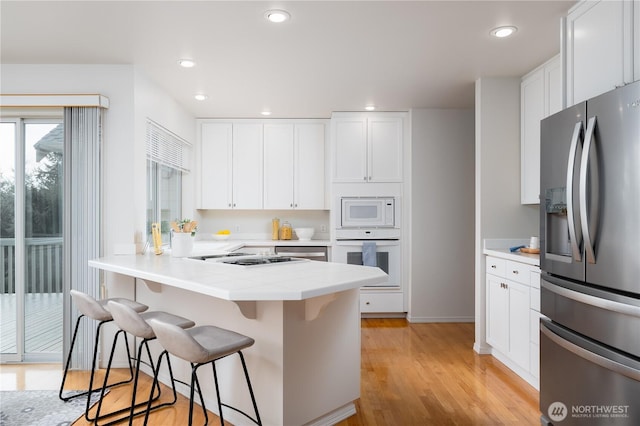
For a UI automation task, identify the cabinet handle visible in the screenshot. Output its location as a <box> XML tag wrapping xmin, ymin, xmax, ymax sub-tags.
<box><xmin>294</xmin><ymin>204</ymin><xmax>297</xmax><ymax>208</ymax></box>
<box><xmin>233</xmin><ymin>203</ymin><xmax>236</xmax><ymax>207</ymax></box>
<box><xmin>491</xmin><ymin>265</ymin><xmax>497</xmax><ymax>269</ymax></box>
<box><xmin>366</xmin><ymin>302</ymin><xmax>370</xmax><ymax>305</ymax></box>
<box><xmin>363</xmin><ymin>177</ymin><xmax>367</xmax><ymax>181</ymax></box>
<box><xmin>228</xmin><ymin>203</ymin><xmax>231</xmax><ymax>207</ymax></box>
<box><xmin>290</xmin><ymin>203</ymin><xmax>293</xmax><ymax>207</ymax></box>
<box><xmin>513</xmin><ymin>270</ymin><xmax>519</xmax><ymax>274</ymax></box>
<box><xmin>369</xmin><ymin>176</ymin><xmax>372</xmax><ymax>181</ymax></box>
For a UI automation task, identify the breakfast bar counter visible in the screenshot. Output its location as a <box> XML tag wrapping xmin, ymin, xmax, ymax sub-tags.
<box><xmin>89</xmin><ymin>253</ymin><xmax>387</xmax><ymax>426</ymax></box>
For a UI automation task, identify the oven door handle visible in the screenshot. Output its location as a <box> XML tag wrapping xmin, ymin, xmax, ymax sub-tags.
<box><xmin>275</xmin><ymin>252</ymin><xmax>326</xmax><ymax>257</ymax></box>
<box><xmin>334</xmin><ymin>240</ymin><xmax>399</xmax><ymax>247</ymax></box>
<box><xmin>541</xmin><ymin>323</ymin><xmax>640</xmax><ymax>381</ymax></box>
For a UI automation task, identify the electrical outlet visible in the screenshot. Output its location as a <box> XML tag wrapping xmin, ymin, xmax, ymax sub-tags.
<box><xmin>320</xmin><ymin>225</ymin><xmax>327</xmax><ymax>232</ymax></box>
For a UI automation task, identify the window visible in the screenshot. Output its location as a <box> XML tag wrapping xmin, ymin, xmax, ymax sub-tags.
<box><xmin>147</xmin><ymin>161</ymin><xmax>181</xmax><ymax>244</ymax></box>
<box><xmin>145</xmin><ymin>120</ymin><xmax>191</xmax><ymax>246</ymax></box>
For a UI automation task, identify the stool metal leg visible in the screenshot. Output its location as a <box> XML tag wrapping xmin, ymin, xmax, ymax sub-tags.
<box><xmin>59</xmin><ymin>315</ymin><xmax>136</xmax><ymax>404</ymax></box>
<box><xmin>238</xmin><ymin>351</ymin><xmax>262</xmax><ymax>426</ymax></box>
<box><xmin>95</xmin><ymin>333</ymin><xmax>175</xmax><ymax>426</ymax></box>
<box><xmin>209</xmin><ymin>353</ymin><xmax>261</xmax><ymax>426</ymax></box>
<box><xmin>143</xmin><ymin>350</ymin><xmax>183</xmax><ymax>426</ymax></box>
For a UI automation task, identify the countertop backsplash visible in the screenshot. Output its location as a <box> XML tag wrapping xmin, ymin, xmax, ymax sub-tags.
<box><xmin>194</xmin><ymin>209</ymin><xmax>331</xmax><ymax>241</ymax></box>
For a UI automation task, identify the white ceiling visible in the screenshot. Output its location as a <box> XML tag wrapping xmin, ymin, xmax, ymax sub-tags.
<box><xmin>0</xmin><ymin>0</ymin><xmax>575</xmax><ymax>118</ymax></box>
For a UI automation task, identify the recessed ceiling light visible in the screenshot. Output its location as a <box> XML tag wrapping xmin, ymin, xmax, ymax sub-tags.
<box><xmin>261</xmin><ymin>111</ymin><xmax>272</xmax><ymax>116</ymax></box>
<box><xmin>490</xmin><ymin>26</ymin><xmax>517</xmax><ymax>38</ymax></box>
<box><xmin>365</xmin><ymin>105</ymin><xmax>376</xmax><ymax>111</ymax></box>
<box><xmin>178</xmin><ymin>59</ymin><xmax>196</xmax><ymax>68</ymax></box>
<box><xmin>194</xmin><ymin>94</ymin><xmax>208</xmax><ymax>101</ymax></box>
<box><xmin>265</xmin><ymin>9</ymin><xmax>290</xmax><ymax>23</ymax></box>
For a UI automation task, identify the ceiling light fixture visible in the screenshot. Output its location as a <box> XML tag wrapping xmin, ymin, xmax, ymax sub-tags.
<box><xmin>490</xmin><ymin>26</ymin><xmax>517</xmax><ymax>38</ymax></box>
<box><xmin>194</xmin><ymin>94</ymin><xmax>208</xmax><ymax>101</ymax></box>
<box><xmin>178</xmin><ymin>59</ymin><xmax>196</xmax><ymax>68</ymax></box>
<box><xmin>265</xmin><ymin>9</ymin><xmax>290</xmax><ymax>23</ymax></box>
<box><xmin>261</xmin><ymin>111</ymin><xmax>272</xmax><ymax>116</ymax></box>
<box><xmin>365</xmin><ymin>105</ymin><xmax>376</xmax><ymax>111</ymax></box>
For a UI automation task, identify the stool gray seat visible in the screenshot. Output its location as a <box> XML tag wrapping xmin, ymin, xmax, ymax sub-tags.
<box><xmin>59</xmin><ymin>289</ymin><xmax>148</xmax><ymax>421</ymax></box>
<box><xmin>94</xmin><ymin>300</ymin><xmax>195</xmax><ymax>426</ymax></box>
<box><xmin>144</xmin><ymin>319</ymin><xmax>261</xmax><ymax>426</ymax></box>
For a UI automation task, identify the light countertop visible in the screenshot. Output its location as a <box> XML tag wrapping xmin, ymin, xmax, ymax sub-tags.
<box><xmin>483</xmin><ymin>238</ymin><xmax>540</xmax><ymax>267</ymax></box>
<box><xmin>89</xmin><ymin>251</ymin><xmax>386</xmax><ymax>302</ymax></box>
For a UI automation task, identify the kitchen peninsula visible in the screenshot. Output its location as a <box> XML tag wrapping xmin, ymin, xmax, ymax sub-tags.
<box><xmin>89</xmin><ymin>252</ymin><xmax>387</xmax><ymax>426</ymax></box>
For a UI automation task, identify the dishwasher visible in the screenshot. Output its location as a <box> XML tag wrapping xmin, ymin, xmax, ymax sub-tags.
<box><xmin>274</xmin><ymin>246</ymin><xmax>328</xmax><ymax>262</ymax></box>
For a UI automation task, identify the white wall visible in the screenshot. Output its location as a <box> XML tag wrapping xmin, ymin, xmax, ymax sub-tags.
<box><xmin>1</xmin><ymin>64</ymin><xmax>137</xmax><ymax>260</ymax></box>
<box><xmin>1</xmin><ymin>64</ymin><xmax>195</xmax><ymax>263</ymax></box>
<box><xmin>408</xmin><ymin>109</ymin><xmax>475</xmax><ymax>322</ymax></box>
<box><xmin>1</xmin><ymin>64</ymin><xmax>195</xmax><ymax>365</ymax></box>
<box><xmin>474</xmin><ymin>77</ymin><xmax>539</xmax><ymax>352</ymax></box>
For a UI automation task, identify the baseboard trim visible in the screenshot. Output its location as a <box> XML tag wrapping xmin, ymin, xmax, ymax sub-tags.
<box><xmin>406</xmin><ymin>315</ymin><xmax>474</xmax><ymax>323</ymax></box>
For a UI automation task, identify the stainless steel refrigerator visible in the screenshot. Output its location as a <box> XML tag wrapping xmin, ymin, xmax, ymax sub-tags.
<box><xmin>539</xmin><ymin>80</ymin><xmax>640</xmax><ymax>425</ymax></box>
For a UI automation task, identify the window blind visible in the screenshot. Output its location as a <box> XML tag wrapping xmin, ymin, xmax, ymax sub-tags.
<box><xmin>146</xmin><ymin>119</ymin><xmax>191</xmax><ymax>173</ymax></box>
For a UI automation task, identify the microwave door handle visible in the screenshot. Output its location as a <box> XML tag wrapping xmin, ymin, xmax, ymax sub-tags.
<box><xmin>566</xmin><ymin>121</ymin><xmax>584</xmax><ymax>262</ymax></box>
<box><xmin>579</xmin><ymin>116</ymin><xmax>597</xmax><ymax>264</ymax></box>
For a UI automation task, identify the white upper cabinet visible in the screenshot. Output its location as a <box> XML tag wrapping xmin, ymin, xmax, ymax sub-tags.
<box><xmin>263</xmin><ymin>122</ymin><xmax>326</xmax><ymax>210</ymax></box>
<box><xmin>264</xmin><ymin>124</ymin><xmax>295</xmax><ymax>209</ymax></box>
<box><xmin>200</xmin><ymin>122</ymin><xmax>233</xmax><ymax>209</ymax></box>
<box><xmin>293</xmin><ymin>123</ymin><xmax>326</xmax><ymax>209</ymax></box>
<box><xmin>199</xmin><ymin>122</ymin><xmax>263</xmax><ymax>209</ymax></box>
<box><xmin>332</xmin><ymin>112</ymin><xmax>404</xmax><ymax>183</ymax></box>
<box><xmin>565</xmin><ymin>0</ymin><xmax>637</xmax><ymax>106</ymax></box>
<box><xmin>521</xmin><ymin>55</ymin><xmax>561</xmax><ymax>204</ymax></box>
<box><xmin>231</xmin><ymin>123</ymin><xmax>263</xmax><ymax>209</ymax></box>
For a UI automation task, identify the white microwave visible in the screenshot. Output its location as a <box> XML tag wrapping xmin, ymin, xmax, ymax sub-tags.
<box><xmin>338</xmin><ymin>197</ymin><xmax>398</xmax><ymax>229</ymax></box>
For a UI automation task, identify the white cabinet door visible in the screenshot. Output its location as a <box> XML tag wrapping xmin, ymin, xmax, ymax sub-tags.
<box><xmin>521</xmin><ymin>69</ymin><xmax>544</xmax><ymax>204</ymax></box>
<box><xmin>368</xmin><ymin>116</ymin><xmax>403</xmax><ymax>182</ymax></box>
<box><xmin>545</xmin><ymin>58</ymin><xmax>563</xmax><ymax>116</ymax></box>
<box><xmin>508</xmin><ymin>280</ymin><xmax>531</xmax><ymax>371</ymax></box>
<box><xmin>486</xmin><ymin>274</ymin><xmax>509</xmax><ymax>353</ymax></box>
<box><xmin>263</xmin><ymin>124</ymin><xmax>294</xmax><ymax>209</ymax></box>
<box><xmin>521</xmin><ymin>55</ymin><xmax>561</xmax><ymax>205</ymax></box>
<box><xmin>200</xmin><ymin>123</ymin><xmax>232</xmax><ymax>209</ymax></box>
<box><xmin>294</xmin><ymin>123</ymin><xmax>325</xmax><ymax>209</ymax></box>
<box><xmin>332</xmin><ymin>118</ymin><xmax>367</xmax><ymax>182</ymax></box>
<box><xmin>232</xmin><ymin>123</ymin><xmax>263</xmax><ymax>209</ymax></box>
<box><xmin>332</xmin><ymin>114</ymin><xmax>404</xmax><ymax>183</ymax></box>
<box><xmin>565</xmin><ymin>0</ymin><xmax>634</xmax><ymax>105</ymax></box>
<box><xmin>636</xmin><ymin>1</ymin><xmax>640</xmax><ymax>82</ymax></box>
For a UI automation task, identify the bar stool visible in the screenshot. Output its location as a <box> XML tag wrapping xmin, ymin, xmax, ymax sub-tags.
<box><xmin>59</xmin><ymin>290</ymin><xmax>148</xmax><ymax>415</ymax></box>
<box><xmin>94</xmin><ymin>300</ymin><xmax>196</xmax><ymax>426</ymax></box>
<box><xmin>144</xmin><ymin>318</ymin><xmax>262</xmax><ymax>426</ymax></box>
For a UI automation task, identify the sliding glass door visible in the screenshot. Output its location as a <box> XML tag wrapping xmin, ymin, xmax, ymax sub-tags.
<box><xmin>0</xmin><ymin>118</ymin><xmax>63</xmax><ymax>362</ymax></box>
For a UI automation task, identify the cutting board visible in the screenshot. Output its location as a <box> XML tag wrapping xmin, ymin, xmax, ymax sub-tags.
<box><xmin>520</xmin><ymin>247</ymin><xmax>540</xmax><ymax>254</ymax></box>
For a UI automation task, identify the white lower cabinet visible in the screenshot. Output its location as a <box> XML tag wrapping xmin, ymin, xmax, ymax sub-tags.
<box><xmin>360</xmin><ymin>291</ymin><xmax>404</xmax><ymax>313</ymax></box>
<box><xmin>486</xmin><ymin>255</ymin><xmax>541</xmax><ymax>388</ymax></box>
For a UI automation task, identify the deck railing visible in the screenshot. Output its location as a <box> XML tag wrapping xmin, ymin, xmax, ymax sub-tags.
<box><xmin>0</xmin><ymin>237</ymin><xmax>63</xmax><ymax>294</ymax></box>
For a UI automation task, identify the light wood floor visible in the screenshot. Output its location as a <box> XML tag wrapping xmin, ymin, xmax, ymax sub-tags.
<box><xmin>0</xmin><ymin>319</ymin><xmax>539</xmax><ymax>425</ymax></box>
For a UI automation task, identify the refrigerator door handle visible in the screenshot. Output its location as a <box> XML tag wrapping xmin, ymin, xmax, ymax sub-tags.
<box><xmin>542</xmin><ymin>279</ymin><xmax>640</xmax><ymax>318</ymax></box>
<box><xmin>541</xmin><ymin>323</ymin><xmax>640</xmax><ymax>382</ymax></box>
<box><xmin>566</xmin><ymin>121</ymin><xmax>583</xmax><ymax>262</ymax></box>
<box><xmin>579</xmin><ymin>116</ymin><xmax>597</xmax><ymax>264</ymax></box>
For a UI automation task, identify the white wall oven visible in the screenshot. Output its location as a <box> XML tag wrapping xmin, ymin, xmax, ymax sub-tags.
<box><xmin>333</xmin><ymin>229</ymin><xmax>401</xmax><ymax>288</ymax></box>
<box><xmin>337</xmin><ymin>196</ymin><xmax>398</xmax><ymax>229</ymax></box>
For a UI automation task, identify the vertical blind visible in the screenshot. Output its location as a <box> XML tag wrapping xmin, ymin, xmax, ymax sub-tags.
<box><xmin>63</xmin><ymin>106</ymin><xmax>103</xmax><ymax>370</ymax></box>
<box><xmin>145</xmin><ymin>119</ymin><xmax>191</xmax><ymax>173</ymax></box>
